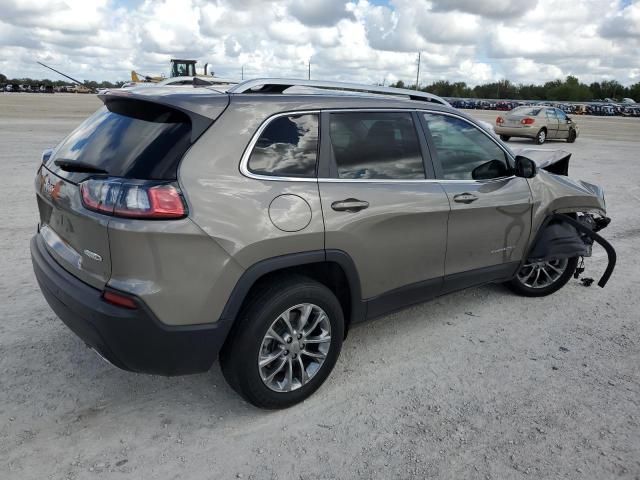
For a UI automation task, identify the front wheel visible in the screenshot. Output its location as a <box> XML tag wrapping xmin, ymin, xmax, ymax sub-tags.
<box><xmin>220</xmin><ymin>276</ymin><xmax>344</xmax><ymax>409</ymax></box>
<box><xmin>567</xmin><ymin>129</ymin><xmax>577</xmax><ymax>143</ymax></box>
<box><xmin>506</xmin><ymin>257</ymin><xmax>579</xmax><ymax>297</ymax></box>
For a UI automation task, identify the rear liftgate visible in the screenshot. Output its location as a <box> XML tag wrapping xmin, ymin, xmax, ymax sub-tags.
<box><xmin>526</xmin><ymin>213</ymin><xmax>616</xmax><ymax>288</ymax></box>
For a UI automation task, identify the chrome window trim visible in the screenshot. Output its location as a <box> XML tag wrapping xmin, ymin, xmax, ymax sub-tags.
<box><xmin>239</xmin><ymin>108</ymin><xmax>517</xmax><ymax>184</ymax></box>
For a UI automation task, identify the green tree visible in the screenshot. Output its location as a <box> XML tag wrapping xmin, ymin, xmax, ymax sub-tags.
<box><xmin>600</xmin><ymin>80</ymin><xmax>623</xmax><ymax>100</ymax></box>
<box><xmin>627</xmin><ymin>83</ymin><xmax>640</xmax><ymax>102</ymax></box>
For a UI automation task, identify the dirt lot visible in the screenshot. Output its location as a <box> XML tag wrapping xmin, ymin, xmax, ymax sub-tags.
<box><xmin>1</xmin><ymin>93</ymin><xmax>639</xmax><ymax>479</ymax></box>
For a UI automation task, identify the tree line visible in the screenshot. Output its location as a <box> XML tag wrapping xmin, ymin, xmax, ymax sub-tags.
<box><xmin>0</xmin><ymin>73</ymin><xmax>124</xmax><ymax>89</ymax></box>
<box><xmin>390</xmin><ymin>76</ymin><xmax>640</xmax><ymax>102</ymax></box>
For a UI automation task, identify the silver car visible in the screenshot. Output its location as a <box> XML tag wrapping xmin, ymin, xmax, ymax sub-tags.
<box><xmin>495</xmin><ymin>106</ymin><xmax>579</xmax><ymax>144</ymax></box>
<box><xmin>31</xmin><ymin>79</ymin><xmax>613</xmax><ymax>408</ymax></box>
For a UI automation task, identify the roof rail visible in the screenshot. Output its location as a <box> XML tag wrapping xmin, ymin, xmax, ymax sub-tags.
<box><xmin>226</xmin><ymin>78</ymin><xmax>451</xmax><ymax>106</ymax></box>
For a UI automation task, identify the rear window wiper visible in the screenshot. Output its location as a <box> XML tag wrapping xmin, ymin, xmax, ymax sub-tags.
<box><xmin>54</xmin><ymin>159</ymin><xmax>108</xmax><ymax>174</ymax></box>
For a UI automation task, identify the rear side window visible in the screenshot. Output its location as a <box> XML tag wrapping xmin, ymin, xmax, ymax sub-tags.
<box><xmin>47</xmin><ymin>99</ymin><xmax>192</xmax><ymax>181</ymax></box>
<box><xmin>248</xmin><ymin>114</ymin><xmax>319</xmax><ymax>178</ymax></box>
<box><xmin>329</xmin><ymin>112</ymin><xmax>425</xmax><ymax>180</ymax></box>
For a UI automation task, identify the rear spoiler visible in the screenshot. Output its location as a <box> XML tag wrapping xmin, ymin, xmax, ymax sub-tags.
<box><xmin>98</xmin><ymin>89</ymin><xmax>229</xmax><ymax>142</ymax></box>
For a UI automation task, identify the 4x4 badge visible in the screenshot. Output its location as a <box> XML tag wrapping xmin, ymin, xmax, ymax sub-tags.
<box><xmin>83</xmin><ymin>249</ymin><xmax>103</xmax><ymax>262</ymax></box>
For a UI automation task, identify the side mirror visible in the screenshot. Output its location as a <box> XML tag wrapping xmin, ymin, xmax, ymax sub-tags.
<box><xmin>472</xmin><ymin>159</ymin><xmax>509</xmax><ymax>180</ymax></box>
<box><xmin>514</xmin><ymin>155</ymin><xmax>537</xmax><ymax>178</ymax></box>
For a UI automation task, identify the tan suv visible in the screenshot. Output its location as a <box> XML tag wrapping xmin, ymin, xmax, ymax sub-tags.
<box><xmin>31</xmin><ymin>79</ymin><xmax>615</xmax><ymax>409</ymax></box>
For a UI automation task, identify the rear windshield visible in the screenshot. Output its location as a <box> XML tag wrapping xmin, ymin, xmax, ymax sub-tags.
<box><xmin>46</xmin><ymin>99</ymin><xmax>192</xmax><ymax>181</ymax></box>
<box><xmin>510</xmin><ymin>106</ymin><xmax>542</xmax><ymax>116</ymax></box>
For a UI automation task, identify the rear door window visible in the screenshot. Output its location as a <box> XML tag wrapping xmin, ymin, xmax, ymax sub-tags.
<box><xmin>328</xmin><ymin>112</ymin><xmax>425</xmax><ymax>179</ymax></box>
<box><xmin>247</xmin><ymin>114</ymin><xmax>319</xmax><ymax>178</ymax></box>
<box><xmin>47</xmin><ymin>99</ymin><xmax>193</xmax><ymax>182</ymax></box>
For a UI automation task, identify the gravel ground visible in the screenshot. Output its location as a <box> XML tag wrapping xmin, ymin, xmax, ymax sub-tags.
<box><xmin>1</xmin><ymin>93</ymin><xmax>639</xmax><ymax>480</ymax></box>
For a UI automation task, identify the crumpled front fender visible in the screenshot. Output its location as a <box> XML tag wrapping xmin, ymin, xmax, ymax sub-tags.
<box><xmin>529</xmin><ymin>170</ymin><xmax>606</xmax><ymax>233</ymax></box>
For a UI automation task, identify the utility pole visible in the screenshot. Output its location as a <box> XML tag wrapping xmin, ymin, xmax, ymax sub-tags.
<box><xmin>241</xmin><ymin>65</ymin><xmax>244</xmax><ymax>80</ymax></box>
<box><xmin>415</xmin><ymin>52</ymin><xmax>421</xmax><ymax>91</ymax></box>
<box><xmin>308</xmin><ymin>59</ymin><xmax>311</xmax><ymax>80</ymax></box>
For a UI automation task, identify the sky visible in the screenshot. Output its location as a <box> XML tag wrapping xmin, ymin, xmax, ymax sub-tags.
<box><xmin>0</xmin><ymin>0</ymin><xmax>639</xmax><ymax>86</ymax></box>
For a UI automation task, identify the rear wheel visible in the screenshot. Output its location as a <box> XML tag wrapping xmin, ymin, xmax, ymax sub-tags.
<box><xmin>534</xmin><ymin>128</ymin><xmax>547</xmax><ymax>145</ymax></box>
<box><xmin>500</xmin><ymin>135</ymin><xmax>511</xmax><ymax>141</ymax></box>
<box><xmin>220</xmin><ymin>276</ymin><xmax>344</xmax><ymax>409</ymax></box>
<box><xmin>507</xmin><ymin>257</ymin><xmax>578</xmax><ymax>297</ymax></box>
<box><xmin>567</xmin><ymin>129</ymin><xmax>577</xmax><ymax>143</ymax></box>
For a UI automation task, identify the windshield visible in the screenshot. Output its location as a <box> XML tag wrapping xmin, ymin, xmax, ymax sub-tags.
<box><xmin>47</xmin><ymin>99</ymin><xmax>192</xmax><ymax>182</ymax></box>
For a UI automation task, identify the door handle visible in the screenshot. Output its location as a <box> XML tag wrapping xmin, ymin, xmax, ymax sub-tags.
<box><xmin>453</xmin><ymin>193</ymin><xmax>478</xmax><ymax>204</ymax></box>
<box><xmin>331</xmin><ymin>198</ymin><xmax>369</xmax><ymax>212</ymax></box>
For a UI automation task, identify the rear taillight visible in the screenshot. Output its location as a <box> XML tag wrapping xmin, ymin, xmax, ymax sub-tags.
<box><xmin>496</xmin><ymin>116</ymin><xmax>504</xmax><ymax>124</ymax></box>
<box><xmin>521</xmin><ymin>117</ymin><xmax>535</xmax><ymax>125</ymax></box>
<box><xmin>80</xmin><ymin>178</ymin><xmax>187</xmax><ymax>219</ymax></box>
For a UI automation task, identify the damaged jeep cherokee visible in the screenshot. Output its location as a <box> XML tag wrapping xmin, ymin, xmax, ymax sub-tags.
<box><xmin>31</xmin><ymin>79</ymin><xmax>615</xmax><ymax>409</ymax></box>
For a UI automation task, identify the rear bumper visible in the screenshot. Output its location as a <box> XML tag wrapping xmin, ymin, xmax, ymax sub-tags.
<box><xmin>495</xmin><ymin>125</ymin><xmax>538</xmax><ymax>137</ymax></box>
<box><xmin>31</xmin><ymin>234</ymin><xmax>230</xmax><ymax>376</ymax></box>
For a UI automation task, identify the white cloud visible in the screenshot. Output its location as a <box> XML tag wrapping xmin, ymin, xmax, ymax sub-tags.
<box><xmin>0</xmin><ymin>0</ymin><xmax>638</xmax><ymax>87</ymax></box>
<box><xmin>429</xmin><ymin>0</ymin><xmax>538</xmax><ymax>18</ymax></box>
<box><xmin>289</xmin><ymin>0</ymin><xmax>356</xmax><ymax>26</ymax></box>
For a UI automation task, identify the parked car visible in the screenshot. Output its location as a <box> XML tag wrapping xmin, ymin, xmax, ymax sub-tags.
<box><xmin>622</xmin><ymin>106</ymin><xmax>640</xmax><ymax>117</ymax></box>
<box><xmin>495</xmin><ymin>106</ymin><xmax>579</xmax><ymax>144</ymax></box>
<box><xmin>31</xmin><ymin>79</ymin><xmax>614</xmax><ymax>408</ymax></box>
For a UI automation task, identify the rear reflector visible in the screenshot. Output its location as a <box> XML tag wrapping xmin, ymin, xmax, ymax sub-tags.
<box><xmin>102</xmin><ymin>290</ymin><xmax>138</xmax><ymax>309</ymax></box>
<box><xmin>80</xmin><ymin>178</ymin><xmax>187</xmax><ymax>219</ymax></box>
<box><xmin>521</xmin><ymin>117</ymin><xmax>535</xmax><ymax>125</ymax></box>
<box><xmin>496</xmin><ymin>116</ymin><xmax>504</xmax><ymax>124</ymax></box>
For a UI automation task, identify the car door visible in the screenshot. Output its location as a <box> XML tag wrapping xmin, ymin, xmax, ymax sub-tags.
<box><xmin>419</xmin><ymin>111</ymin><xmax>532</xmax><ymax>289</ymax></box>
<box><xmin>318</xmin><ymin>110</ymin><xmax>450</xmax><ymax>317</ymax></box>
<box><xmin>544</xmin><ymin>108</ymin><xmax>559</xmax><ymax>138</ymax></box>
<box><xmin>554</xmin><ymin>108</ymin><xmax>570</xmax><ymax>139</ymax></box>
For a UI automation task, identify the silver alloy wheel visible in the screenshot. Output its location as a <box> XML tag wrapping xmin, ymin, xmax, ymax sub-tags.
<box><xmin>258</xmin><ymin>303</ymin><xmax>331</xmax><ymax>393</ymax></box>
<box><xmin>517</xmin><ymin>258</ymin><xmax>568</xmax><ymax>289</ymax></box>
<box><xmin>538</xmin><ymin>130</ymin><xmax>546</xmax><ymax>143</ymax></box>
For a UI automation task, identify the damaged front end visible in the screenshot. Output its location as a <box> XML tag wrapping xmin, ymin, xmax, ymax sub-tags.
<box><xmin>523</xmin><ymin>150</ymin><xmax>616</xmax><ymax>287</ymax></box>
<box><xmin>527</xmin><ymin>213</ymin><xmax>615</xmax><ymax>287</ymax></box>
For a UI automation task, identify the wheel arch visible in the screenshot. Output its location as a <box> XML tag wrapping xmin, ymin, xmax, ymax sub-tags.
<box><xmin>218</xmin><ymin>249</ymin><xmax>365</xmax><ymax>342</ymax></box>
<box><xmin>521</xmin><ymin>212</ymin><xmax>615</xmax><ymax>287</ymax></box>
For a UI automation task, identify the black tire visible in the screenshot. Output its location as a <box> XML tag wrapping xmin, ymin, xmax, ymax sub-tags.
<box><xmin>567</xmin><ymin>129</ymin><xmax>577</xmax><ymax>143</ymax></box>
<box><xmin>220</xmin><ymin>275</ymin><xmax>344</xmax><ymax>409</ymax></box>
<box><xmin>506</xmin><ymin>257</ymin><xmax>579</xmax><ymax>297</ymax></box>
<box><xmin>500</xmin><ymin>135</ymin><xmax>511</xmax><ymax>141</ymax></box>
<box><xmin>534</xmin><ymin>128</ymin><xmax>547</xmax><ymax>145</ymax></box>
